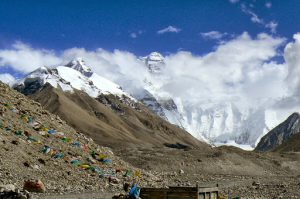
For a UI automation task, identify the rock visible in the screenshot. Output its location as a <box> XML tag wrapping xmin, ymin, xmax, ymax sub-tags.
<box><xmin>179</xmin><ymin>169</ymin><xmax>184</xmax><ymax>174</ymax></box>
<box><xmin>0</xmin><ymin>184</ymin><xmax>15</xmax><ymax>192</ymax></box>
<box><xmin>23</xmin><ymin>162</ymin><xmax>30</xmax><ymax>167</ymax></box>
<box><xmin>109</xmin><ymin>177</ymin><xmax>120</xmax><ymax>184</ymax></box>
<box><xmin>32</xmin><ymin>165</ymin><xmax>40</xmax><ymax>170</ymax></box>
<box><xmin>112</xmin><ymin>194</ymin><xmax>126</xmax><ymax>199</ymax></box>
<box><xmin>11</xmin><ymin>140</ymin><xmax>20</xmax><ymax>145</ymax></box>
<box><xmin>37</xmin><ymin>158</ymin><xmax>46</xmax><ymax>165</ymax></box>
<box><xmin>23</xmin><ymin>179</ymin><xmax>46</xmax><ymax>193</ymax></box>
<box><xmin>252</xmin><ymin>181</ymin><xmax>260</xmax><ymax>186</ymax></box>
<box><xmin>123</xmin><ymin>182</ymin><xmax>130</xmax><ymax>192</ymax></box>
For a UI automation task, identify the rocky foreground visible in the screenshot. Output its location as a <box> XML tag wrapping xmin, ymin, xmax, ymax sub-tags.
<box><xmin>0</xmin><ymin>82</ymin><xmax>164</xmax><ymax>198</ymax></box>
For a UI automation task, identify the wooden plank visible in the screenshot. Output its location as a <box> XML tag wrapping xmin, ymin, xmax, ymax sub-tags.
<box><xmin>169</xmin><ymin>187</ymin><xmax>198</xmax><ymax>191</ymax></box>
<box><xmin>198</xmin><ymin>187</ymin><xmax>219</xmax><ymax>192</ymax></box>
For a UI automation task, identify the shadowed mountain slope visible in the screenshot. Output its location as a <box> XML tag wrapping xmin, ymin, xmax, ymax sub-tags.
<box><xmin>255</xmin><ymin>113</ymin><xmax>300</xmax><ymax>152</ymax></box>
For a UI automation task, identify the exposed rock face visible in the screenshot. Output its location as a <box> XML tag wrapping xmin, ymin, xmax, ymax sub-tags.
<box><xmin>255</xmin><ymin>113</ymin><xmax>300</xmax><ymax>152</ymax></box>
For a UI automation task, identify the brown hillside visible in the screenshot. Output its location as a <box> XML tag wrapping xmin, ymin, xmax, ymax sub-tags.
<box><xmin>31</xmin><ymin>83</ymin><xmax>207</xmax><ymax>150</ymax></box>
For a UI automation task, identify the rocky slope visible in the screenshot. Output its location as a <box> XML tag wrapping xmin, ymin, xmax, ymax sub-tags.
<box><xmin>256</xmin><ymin>112</ymin><xmax>300</xmax><ymax>152</ymax></box>
<box><xmin>274</xmin><ymin>133</ymin><xmax>300</xmax><ymax>152</ymax></box>
<box><xmin>0</xmin><ymin>81</ymin><xmax>163</xmax><ymax>196</ymax></box>
<box><xmin>31</xmin><ymin>83</ymin><xmax>205</xmax><ymax>149</ymax></box>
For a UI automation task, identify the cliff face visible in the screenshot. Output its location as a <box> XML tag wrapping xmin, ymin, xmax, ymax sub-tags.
<box><xmin>255</xmin><ymin>113</ymin><xmax>300</xmax><ymax>152</ymax></box>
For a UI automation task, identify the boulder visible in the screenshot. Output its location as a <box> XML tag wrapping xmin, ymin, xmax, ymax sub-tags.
<box><xmin>23</xmin><ymin>179</ymin><xmax>46</xmax><ymax>193</ymax></box>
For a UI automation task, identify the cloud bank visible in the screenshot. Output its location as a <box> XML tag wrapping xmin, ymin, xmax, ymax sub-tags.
<box><xmin>0</xmin><ymin>73</ymin><xmax>15</xmax><ymax>86</ymax></box>
<box><xmin>0</xmin><ymin>42</ymin><xmax>60</xmax><ymax>73</ymax></box>
<box><xmin>1</xmin><ymin>32</ymin><xmax>300</xmax><ymax>117</ymax></box>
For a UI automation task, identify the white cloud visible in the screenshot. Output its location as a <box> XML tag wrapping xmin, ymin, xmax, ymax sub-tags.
<box><xmin>284</xmin><ymin>33</ymin><xmax>300</xmax><ymax>94</ymax></box>
<box><xmin>240</xmin><ymin>4</ymin><xmax>279</xmax><ymax>34</ymax></box>
<box><xmin>0</xmin><ymin>43</ymin><xmax>148</xmax><ymax>90</ymax></box>
<box><xmin>0</xmin><ymin>32</ymin><xmax>294</xmax><ymax>114</ymax></box>
<box><xmin>157</xmin><ymin>26</ymin><xmax>181</xmax><ymax>34</ymax></box>
<box><xmin>265</xmin><ymin>2</ymin><xmax>272</xmax><ymax>8</ymax></box>
<box><xmin>266</xmin><ymin>21</ymin><xmax>278</xmax><ymax>34</ymax></box>
<box><xmin>129</xmin><ymin>30</ymin><xmax>144</xmax><ymax>39</ymax></box>
<box><xmin>162</xmin><ymin>32</ymin><xmax>286</xmax><ymax>105</ymax></box>
<box><xmin>200</xmin><ymin>31</ymin><xmax>227</xmax><ymax>40</ymax></box>
<box><xmin>229</xmin><ymin>0</ymin><xmax>239</xmax><ymax>3</ymax></box>
<box><xmin>241</xmin><ymin>4</ymin><xmax>264</xmax><ymax>24</ymax></box>
<box><xmin>60</xmin><ymin>47</ymin><xmax>149</xmax><ymax>93</ymax></box>
<box><xmin>0</xmin><ymin>73</ymin><xmax>15</xmax><ymax>86</ymax></box>
<box><xmin>0</xmin><ymin>42</ymin><xmax>61</xmax><ymax>73</ymax></box>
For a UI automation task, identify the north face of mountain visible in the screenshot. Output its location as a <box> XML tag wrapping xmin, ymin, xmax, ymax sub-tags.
<box><xmin>255</xmin><ymin>112</ymin><xmax>300</xmax><ymax>152</ymax></box>
<box><xmin>141</xmin><ymin>52</ymin><xmax>165</xmax><ymax>74</ymax></box>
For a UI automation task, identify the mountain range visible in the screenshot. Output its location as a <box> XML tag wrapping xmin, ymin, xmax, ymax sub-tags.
<box><xmin>13</xmin><ymin>57</ymin><xmax>205</xmax><ymax>150</ymax></box>
<box><xmin>5</xmin><ymin>52</ymin><xmax>299</xmax><ymax>150</ymax></box>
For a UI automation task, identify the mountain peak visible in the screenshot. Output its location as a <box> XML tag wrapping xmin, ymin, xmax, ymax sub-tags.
<box><xmin>143</xmin><ymin>52</ymin><xmax>165</xmax><ymax>74</ymax></box>
<box><xmin>147</xmin><ymin>52</ymin><xmax>164</xmax><ymax>61</ymax></box>
<box><xmin>65</xmin><ymin>58</ymin><xmax>93</xmax><ymax>77</ymax></box>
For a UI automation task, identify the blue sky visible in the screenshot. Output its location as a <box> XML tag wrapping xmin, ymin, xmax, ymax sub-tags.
<box><xmin>0</xmin><ymin>0</ymin><xmax>299</xmax><ymax>56</ymax></box>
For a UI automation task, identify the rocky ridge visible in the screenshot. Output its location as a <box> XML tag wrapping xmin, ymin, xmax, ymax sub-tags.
<box><xmin>255</xmin><ymin>112</ymin><xmax>300</xmax><ymax>152</ymax></box>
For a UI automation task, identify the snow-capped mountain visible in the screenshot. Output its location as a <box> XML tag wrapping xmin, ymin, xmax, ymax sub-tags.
<box><xmin>137</xmin><ymin>52</ymin><xmax>287</xmax><ymax>149</ymax></box>
<box><xmin>141</xmin><ymin>52</ymin><xmax>165</xmax><ymax>74</ymax></box>
<box><xmin>14</xmin><ymin>58</ymin><xmax>131</xmax><ymax>99</ymax></box>
<box><xmin>10</xmin><ymin>54</ymin><xmax>289</xmax><ymax>150</ymax></box>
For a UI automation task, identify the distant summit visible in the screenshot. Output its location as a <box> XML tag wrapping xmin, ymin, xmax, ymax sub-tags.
<box><xmin>65</xmin><ymin>58</ymin><xmax>93</xmax><ymax>77</ymax></box>
<box><xmin>141</xmin><ymin>52</ymin><xmax>165</xmax><ymax>74</ymax></box>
